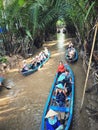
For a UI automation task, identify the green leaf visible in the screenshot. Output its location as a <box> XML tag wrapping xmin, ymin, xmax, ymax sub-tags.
<box><xmin>26</xmin><ymin>30</ymin><xmax>33</xmax><ymax>40</ymax></box>
<box><xmin>84</xmin><ymin>2</ymin><xmax>95</xmax><ymax>21</ymax></box>
<box><xmin>0</xmin><ymin>0</ymin><xmax>3</xmax><ymax>9</ymax></box>
<box><xmin>18</xmin><ymin>0</ymin><xmax>25</xmax><ymax>7</ymax></box>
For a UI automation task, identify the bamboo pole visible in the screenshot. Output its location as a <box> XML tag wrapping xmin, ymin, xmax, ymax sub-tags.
<box><xmin>80</xmin><ymin>23</ymin><xmax>98</xmax><ymax>112</ymax></box>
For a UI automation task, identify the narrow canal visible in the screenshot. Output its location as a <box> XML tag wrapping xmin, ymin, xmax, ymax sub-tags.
<box><xmin>0</xmin><ymin>33</ymin><xmax>90</xmax><ymax>130</ymax></box>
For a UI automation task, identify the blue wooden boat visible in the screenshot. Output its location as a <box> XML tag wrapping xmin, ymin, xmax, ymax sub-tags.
<box><xmin>40</xmin><ymin>64</ymin><xmax>74</xmax><ymax>130</ymax></box>
<box><xmin>65</xmin><ymin>48</ymin><xmax>78</xmax><ymax>63</ymax></box>
<box><xmin>0</xmin><ymin>76</ymin><xmax>5</xmax><ymax>88</ymax></box>
<box><xmin>21</xmin><ymin>52</ymin><xmax>50</xmax><ymax>76</ymax></box>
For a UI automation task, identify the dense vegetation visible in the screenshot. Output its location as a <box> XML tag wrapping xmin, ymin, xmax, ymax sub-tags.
<box><xmin>0</xmin><ymin>0</ymin><xmax>98</xmax><ymax>60</ymax></box>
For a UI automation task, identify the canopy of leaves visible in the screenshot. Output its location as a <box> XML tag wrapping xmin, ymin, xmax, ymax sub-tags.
<box><xmin>56</xmin><ymin>18</ymin><xmax>66</xmax><ymax>28</ymax></box>
<box><xmin>0</xmin><ymin>0</ymin><xmax>97</xmax><ymax>53</ymax></box>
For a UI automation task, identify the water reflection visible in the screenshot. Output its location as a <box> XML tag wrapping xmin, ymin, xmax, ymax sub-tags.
<box><xmin>57</xmin><ymin>32</ymin><xmax>65</xmax><ymax>48</ymax></box>
<box><xmin>56</xmin><ymin>32</ymin><xmax>67</xmax><ymax>61</ymax></box>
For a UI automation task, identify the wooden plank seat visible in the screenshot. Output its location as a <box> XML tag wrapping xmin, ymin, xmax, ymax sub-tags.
<box><xmin>49</xmin><ymin>105</ymin><xmax>69</xmax><ymax>113</ymax></box>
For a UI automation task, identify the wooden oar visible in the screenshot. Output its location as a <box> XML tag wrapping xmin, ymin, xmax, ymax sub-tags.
<box><xmin>80</xmin><ymin>23</ymin><xmax>98</xmax><ymax>112</ymax></box>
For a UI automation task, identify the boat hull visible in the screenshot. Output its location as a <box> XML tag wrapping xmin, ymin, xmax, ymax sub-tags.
<box><xmin>21</xmin><ymin>52</ymin><xmax>50</xmax><ymax>76</ymax></box>
<box><xmin>0</xmin><ymin>77</ymin><xmax>5</xmax><ymax>88</ymax></box>
<box><xmin>65</xmin><ymin>49</ymin><xmax>78</xmax><ymax>63</ymax></box>
<box><xmin>40</xmin><ymin>64</ymin><xmax>74</xmax><ymax>130</ymax></box>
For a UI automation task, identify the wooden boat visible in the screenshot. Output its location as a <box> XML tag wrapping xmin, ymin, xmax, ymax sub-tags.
<box><xmin>0</xmin><ymin>77</ymin><xmax>12</xmax><ymax>90</ymax></box>
<box><xmin>21</xmin><ymin>52</ymin><xmax>50</xmax><ymax>76</ymax></box>
<box><xmin>65</xmin><ymin>48</ymin><xmax>78</xmax><ymax>63</ymax></box>
<box><xmin>0</xmin><ymin>76</ymin><xmax>5</xmax><ymax>89</ymax></box>
<box><xmin>40</xmin><ymin>64</ymin><xmax>74</xmax><ymax>130</ymax></box>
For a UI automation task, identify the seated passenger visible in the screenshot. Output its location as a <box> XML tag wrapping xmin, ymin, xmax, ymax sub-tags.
<box><xmin>39</xmin><ymin>52</ymin><xmax>43</xmax><ymax>63</ymax></box>
<box><xmin>68</xmin><ymin>47</ymin><xmax>75</xmax><ymax>59</ymax></box>
<box><xmin>67</xmin><ymin>42</ymin><xmax>75</xmax><ymax>59</ymax></box>
<box><xmin>30</xmin><ymin>58</ymin><xmax>36</xmax><ymax>69</ymax></box>
<box><xmin>55</xmin><ymin>84</ymin><xmax>67</xmax><ymax>107</ymax></box>
<box><xmin>68</xmin><ymin>42</ymin><xmax>73</xmax><ymax>48</ymax></box>
<box><xmin>21</xmin><ymin>60</ymin><xmax>29</xmax><ymax>72</ymax></box>
<box><xmin>57</xmin><ymin>69</ymin><xmax>72</xmax><ymax>85</ymax></box>
<box><xmin>39</xmin><ymin>51</ymin><xmax>46</xmax><ymax>62</ymax></box>
<box><xmin>35</xmin><ymin>56</ymin><xmax>41</xmax><ymax>66</ymax></box>
<box><xmin>57</xmin><ymin>70</ymin><xmax>71</xmax><ymax>84</ymax></box>
<box><xmin>44</xmin><ymin>47</ymin><xmax>49</xmax><ymax>57</ymax></box>
<box><xmin>43</xmin><ymin>51</ymin><xmax>47</xmax><ymax>60</ymax></box>
<box><xmin>45</xmin><ymin>109</ymin><xmax>63</xmax><ymax>130</ymax></box>
<box><xmin>64</xmin><ymin>82</ymin><xmax>72</xmax><ymax>96</ymax></box>
<box><xmin>57</xmin><ymin>61</ymin><xmax>66</xmax><ymax>77</ymax></box>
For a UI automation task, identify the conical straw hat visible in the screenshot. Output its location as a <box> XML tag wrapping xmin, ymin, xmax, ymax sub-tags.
<box><xmin>56</xmin><ymin>83</ymin><xmax>64</xmax><ymax>90</ymax></box>
<box><xmin>45</xmin><ymin>109</ymin><xmax>58</xmax><ymax>118</ymax></box>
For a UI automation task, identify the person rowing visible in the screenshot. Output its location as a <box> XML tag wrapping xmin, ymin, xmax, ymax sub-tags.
<box><xmin>45</xmin><ymin>109</ymin><xmax>63</xmax><ymax>130</ymax></box>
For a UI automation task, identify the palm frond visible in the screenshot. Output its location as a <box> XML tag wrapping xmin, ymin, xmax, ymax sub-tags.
<box><xmin>84</xmin><ymin>2</ymin><xmax>95</xmax><ymax>21</ymax></box>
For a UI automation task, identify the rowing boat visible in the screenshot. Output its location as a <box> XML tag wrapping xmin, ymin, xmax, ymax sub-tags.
<box><xmin>21</xmin><ymin>52</ymin><xmax>50</xmax><ymax>76</ymax></box>
<box><xmin>65</xmin><ymin>48</ymin><xmax>78</xmax><ymax>63</ymax></box>
<box><xmin>41</xmin><ymin>64</ymin><xmax>74</xmax><ymax>130</ymax></box>
<box><xmin>0</xmin><ymin>76</ymin><xmax>5</xmax><ymax>90</ymax></box>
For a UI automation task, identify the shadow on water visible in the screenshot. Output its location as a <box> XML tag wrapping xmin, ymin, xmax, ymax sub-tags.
<box><xmin>0</xmin><ymin>32</ymin><xmax>90</xmax><ymax>130</ymax></box>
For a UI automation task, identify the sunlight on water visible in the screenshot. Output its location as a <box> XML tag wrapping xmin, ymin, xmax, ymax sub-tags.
<box><xmin>57</xmin><ymin>31</ymin><xmax>66</xmax><ymax>54</ymax></box>
<box><xmin>57</xmin><ymin>33</ymin><xmax>65</xmax><ymax>45</ymax></box>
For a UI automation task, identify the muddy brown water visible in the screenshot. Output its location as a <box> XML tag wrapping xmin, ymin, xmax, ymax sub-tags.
<box><xmin>0</xmin><ymin>33</ymin><xmax>90</xmax><ymax>130</ymax></box>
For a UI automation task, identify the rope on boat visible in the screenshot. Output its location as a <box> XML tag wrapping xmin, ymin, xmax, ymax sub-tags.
<box><xmin>80</xmin><ymin>23</ymin><xmax>98</xmax><ymax>112</ymax></box>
